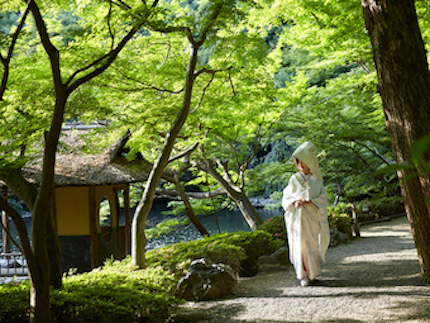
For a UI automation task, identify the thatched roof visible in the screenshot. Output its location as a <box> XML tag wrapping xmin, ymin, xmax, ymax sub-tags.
<box><xmin>1</xmin><ymin>128</ymin><xmax>148</xmax><ymax>188</ymax></box>
<box><xmin>22</xmin><ymin>154</ymin><xmax>147</xmax><ymax>187</ymax></box>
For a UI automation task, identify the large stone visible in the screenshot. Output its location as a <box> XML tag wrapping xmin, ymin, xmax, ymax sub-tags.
<box><xmin>172</xmin><ymin>309</ymin><xmax>208</xmax><ymax>322</ymax></box>
<box><xmin>258</xmin><ymin>263</ymin><xmax>290</xmax><ymax>272</ymax></box>
<box><xmin>176</xmin><ymin>258</ymin><xmax>238</xmax><ymax>301</ymax></box>
<box><xmin>257</xmin><ymin>255</ymin><xmax>279</xmax><ymax>266</ymax></box>
<box><xmin>270</xmin><ymin>246</ymin><xmax>289</xmax><ymax>265</ymax></box>
<box><xmin>257</xmin><ymin>247</ymin><xmax>291</xmax><ymax>272</ymax></box>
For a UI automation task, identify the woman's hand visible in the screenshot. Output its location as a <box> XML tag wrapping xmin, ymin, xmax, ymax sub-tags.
<box><xmin>294</xmin><ymin>198</ymin><xmax>306</xmax><ymax>208</ymax></box>
<box><xmin>294</xmin><ymin>198</ymin><xmax>316</xmax><ymax>208</ymax></box>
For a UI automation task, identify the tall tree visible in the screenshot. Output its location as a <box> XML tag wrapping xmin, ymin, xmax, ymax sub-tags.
<box><xmin>265</xmin><ymin>0</ymin><xmax>430</xmax><ymax>281</ymax></box>
<box><xmin>361</xmin><ymin>0</ymin><xmax>430</xmax><ymax>282</ymax></box>
<box><xmin>0</xmin><ymin>1</ymin><xmax>146</xmax><ymax>321</ymax></box>
<box><xmin>92</xmin><ymin>1</ymin><xmax>281</xmax><ymax>266</ymax></box>
<box><xmin>129</xmin><ymin>1</ymin><xmax>230</xmax><ymax>268</ymax></box>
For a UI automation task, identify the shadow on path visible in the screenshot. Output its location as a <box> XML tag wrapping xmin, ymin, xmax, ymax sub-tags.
<box><xmin>179</xmin><ymin>216</ymin><xmax>430</xmax><ymax>323</ymax></box>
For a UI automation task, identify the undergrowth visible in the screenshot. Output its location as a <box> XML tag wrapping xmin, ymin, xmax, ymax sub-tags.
<box><xmin>0</xmin><ymin>219</ymin><xmax>286</xmax><ymax>322</ymax></box>
<box><xmin>0</xmin><ymin>261</ymin><xmax>180</xmax><ymax>323</ymax></box>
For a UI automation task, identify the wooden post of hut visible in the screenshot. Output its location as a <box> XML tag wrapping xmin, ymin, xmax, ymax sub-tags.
<box><xmin>1</xmin><ymin>186</ymin><xmax>10</xmax><ymax>253</ymax></box>
<box><xmin>123</xmin><ymin>186</ymin><xmax>131</xmax><ymax>256</ymax></box>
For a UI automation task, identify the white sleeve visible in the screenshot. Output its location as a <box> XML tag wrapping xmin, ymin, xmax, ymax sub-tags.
<box><xmin>282</xmin><ymin>174</ymin><xmax>305</xmax><ymax>211</ymax></box>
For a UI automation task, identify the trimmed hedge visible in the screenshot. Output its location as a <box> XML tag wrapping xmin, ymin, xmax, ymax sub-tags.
<box><xmin>146</xmin><ymin>228</ymin><xmax>285</xmax><ymax>278</ymax></box>
<box><xmin>0</xmin><ymin>261</ymin><xmax>181</xmax><ymax>323</ymax></box>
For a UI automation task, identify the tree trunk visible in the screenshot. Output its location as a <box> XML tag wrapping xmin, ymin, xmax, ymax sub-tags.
<box><xmin>131</xmin><ymin>42</ymin><xmax>200</xmax><ymax>268</ymax></box>
<box><xmin>46</xmin><ymin>206</ymin><xmax>62</xmax><ymax>289</ymax></box>
<box><xmin>235</xmin><ymin>193</ymin><xmax>263</xmax><ymax>231</ymax></box>
<box><xmin>362</xmin><ymin>0</ymin><xmax>430</xmax><ymax>282</ymax></box>
<box><xmin>174</xmin><ymin>175</ymin><xmax>209</xmax><ymax>237</ymax></box>
<box><xmin>2</xmin><ymin>170</ymin><xmax>62</xmax><ymax>288</ymax></box>
<box><xmin>29</xmin><ymin>92</ymin><xmax>67</xmax><ymax>322</ymax></box>
<box><xmin>197</xmin><ymin>159</ymin><xmax>263</xmax><ymax>230</ymax></box>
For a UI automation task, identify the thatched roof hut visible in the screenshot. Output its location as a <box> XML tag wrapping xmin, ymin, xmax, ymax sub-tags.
<box><xmin>22</xmin><ymin>153</ymin><xmax>147</xmax><ymax>187</ymax></box>
<box><xmin>0</xmin><ymin>129</ymin><xmax>147</xmax><ymax>272</ymax></box>
<box><xmin>17</xmin><ymin>129</ymin><xmax>148</xmax><ymax>187</ymax></box>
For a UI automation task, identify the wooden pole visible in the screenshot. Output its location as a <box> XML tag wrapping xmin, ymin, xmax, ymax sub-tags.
<box><xmin>89</xmin><ymin>186</ymin><xmax>98</xmax><ymax>268</ymax></box>
<box><xmin>124</xmin><ymin>186</ymin><xmax>131</xmax><ymax>256</ymax></box>
<box><xmin>2</xmin><ymin>186</ymin><xmax>10</xmax><ymax>253</ymax></box>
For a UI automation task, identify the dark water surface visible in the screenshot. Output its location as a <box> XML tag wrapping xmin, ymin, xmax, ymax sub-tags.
<box><xmin>2</xmin><ymin>207</ymin><xmax>282</xmax><ymax>253</ymax></box>
<box><xmin>146</xmin><ymin>207</ymin><xmax>281</xmax><ymax>249</ymax></box>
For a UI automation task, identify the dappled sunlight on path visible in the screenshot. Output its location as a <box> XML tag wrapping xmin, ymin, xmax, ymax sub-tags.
<box><xmin>180</xmin><ymin>216</ymin><xmax>430</xmax><ymax>323</ymax></box>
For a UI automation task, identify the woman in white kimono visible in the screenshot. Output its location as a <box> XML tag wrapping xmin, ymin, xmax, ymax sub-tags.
<box><xmin>282</xmin><ymin>141</ymin><xmax>330</xmax><ymax>287</ymax></box>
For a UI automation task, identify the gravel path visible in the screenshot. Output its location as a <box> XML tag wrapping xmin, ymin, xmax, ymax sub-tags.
<box><xmin>177</xmin><ymin>216</ymin><xmax>430</xmax><ymax>323</ymax></box>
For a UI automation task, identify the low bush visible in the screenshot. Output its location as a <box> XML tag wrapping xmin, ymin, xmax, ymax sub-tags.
<box><xmin>146</xmin><ymin>229</ymin><xmax>285</xmax><ymax>278</ymax></box>
<box><xmin>0</xmin><ymin>280</ymin><xmax>29</xmax><ymax>322</ymax></box>
<box><xmin>0</xmin><ymin>217</ymin><xmax>287</xmax><ymax>322</ymax></box>
<box><xmin>0</xmin><ymin>260</ymin><xmax>182</xmax><ymax>323</ymax></box>
<box><xmin>327</xmin><ymin>204</ymin><xmax>353</xmax><ymax>231</ymax></box>
<box><xmin>355</xmin><ymin>195</ymin><xmax>405</xmax><ymax>221</ymax></box>
<box><xmin>258</xmin><ymin>215</ymin><xmax>286</xmax><ymax>241</ymax></box>
<box><xmin>327</xmin><ymin>204</ymin><xmax>354</xmax><ymax>246</ymax></box>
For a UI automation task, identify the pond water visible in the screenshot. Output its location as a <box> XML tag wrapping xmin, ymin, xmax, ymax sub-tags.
<box><xmin>145</xmin><ymin>207</ymin><xmax>282</xmax><ymax>250</ymax></box>
<box><xmin>1</xmin><ymin>205</ymin><xmax>283</xmax><ymax>253</ymax></box>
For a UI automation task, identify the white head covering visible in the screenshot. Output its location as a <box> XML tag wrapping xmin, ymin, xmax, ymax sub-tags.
<box><xmin>292</xmin><ymin>141</ymin><xmax>322</xmax><ymax>180</ymax></box>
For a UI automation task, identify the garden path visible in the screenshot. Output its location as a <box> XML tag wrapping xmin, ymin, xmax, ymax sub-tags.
<box><xmin>178</xmin><ymin>215</ymin><xmax>430</xmax><ymax>322</ymax></box>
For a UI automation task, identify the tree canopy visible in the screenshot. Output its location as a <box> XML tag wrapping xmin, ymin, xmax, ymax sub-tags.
<box><xmin>2</xmin><ymin>0</ymin><xmax>430</xmax><ymax>319</ymax></box>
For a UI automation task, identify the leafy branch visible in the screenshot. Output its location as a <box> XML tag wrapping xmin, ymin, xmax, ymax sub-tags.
<box><xmin>0</xmin><ymin>0</ymin><xmax>31</xmax><ymax>100</ymax></box>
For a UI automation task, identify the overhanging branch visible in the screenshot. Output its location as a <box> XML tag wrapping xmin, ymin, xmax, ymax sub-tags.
<box><xmin>0</xmin><ymin>0</ymin><xmax>31</xmax><ymax>100</ymax></box>
<box><xmin>168</xmin><ymin>141</ymin><xmax>199</xmax><ymax>164</ymax></box>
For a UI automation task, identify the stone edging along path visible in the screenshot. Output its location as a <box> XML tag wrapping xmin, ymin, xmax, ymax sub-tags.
<box><xmin>174</xmin><ymin>216</ymin><xmax>430</xmax><ymax>323</ymax></box>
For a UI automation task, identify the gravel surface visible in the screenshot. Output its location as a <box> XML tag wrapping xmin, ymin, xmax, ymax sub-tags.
<box><xmin>177</xmin><ymin>216</ymin><xmax>430</xmax><ymax>323</ymax></box>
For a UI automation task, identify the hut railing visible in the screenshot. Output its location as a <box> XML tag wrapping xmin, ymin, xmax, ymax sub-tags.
<box><xmin>0</xmin><ymin>253</ymin><xmax>28</xmax><ymax>277</ymax></box>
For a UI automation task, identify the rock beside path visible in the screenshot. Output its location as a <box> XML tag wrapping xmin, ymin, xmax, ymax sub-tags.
<box><xmin>176</xmin><ymin>216</ymin><xmax>430</xmax><ymax>322</ymax></box>
<box><xmin>175</xmin><ymin>258</ymin><xmax>239</xmax><ymax>301</ymax></box>
<box><xmin>257</xmin><ymin>246</ymin><xmax>290</xmax><ymax>273</ymax></box>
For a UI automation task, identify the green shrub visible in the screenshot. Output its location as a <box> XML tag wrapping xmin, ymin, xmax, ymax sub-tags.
<box><xmin>325</xmin><ymin>204</ymin><xmax>354</xmax><ymax>247</ymax></box>
<box><xmin>0</xmin><ymin>280</ymin><xmax>30</xmax><ymax>322</ymax></box>
<box><xmin>355</xmin><ymin>195</ymin><xmax>406</xmax><ymax>221</ymax></box>
<box><xmin>258</xmin><ymin>216</ymin><xmax>286</xmax><ymax>241</ymax></box>
<box><xmin>327</xmin><ymin>204</ymin><xmax>352</xmax><ymax>226</ymax></box>
<box><xmin>146</xmin><ymin>229</ymin><xmax>284</xmax><ymax>278</ymax></box>
<box><xmin>0</xmin><ymin>259</ymin><xmax>182</xmax><ymax>323</ymax></box>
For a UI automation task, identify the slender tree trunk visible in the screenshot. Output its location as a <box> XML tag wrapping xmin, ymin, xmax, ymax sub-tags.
<box><xmin>362</xmin><ymin>0</ymin><xmax>430</xmax><ymax>281</ymax></box>
<box><xmin>174</xmin><ymin>174</ymin><xmax>209</xmax><ymax>237</ymax></box>
<box><xmin>197</xmin><ymin>159</ymin><xmax>263</xmax><ymax>230</ymax></box>
<box><xmin>30</xmin><ymin>90</ymin><xmax>67</xmax><ymax>322</ymax></box>
<box><xmin>234</xmin><ymin>192</ymin><xmax>263</xmax><ymax>231</ymax></box>
<box><xmin>2</xmin><ymin>170</ymin><xmax>62</xmax><ymax>288</ymax></box>
<box><xmin>132</xmin><ymin>43</ymin><xmax>200</xmax><ymax>268</ymax></box>
<box><xmin>46</xmin><ymin>206</ymin><xmax>62</xmax><ymax>289</ymax></box>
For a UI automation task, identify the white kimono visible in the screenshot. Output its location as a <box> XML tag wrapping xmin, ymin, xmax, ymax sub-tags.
<box><xmin>282</xmin><ymin>171</ymin><xmax>330</xmax><ymax>280</ymax></box>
